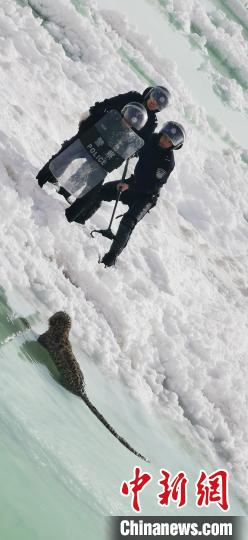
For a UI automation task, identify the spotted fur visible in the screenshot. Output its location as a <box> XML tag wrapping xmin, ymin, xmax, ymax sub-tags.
<box><xmin>38</xmin><ymin>312</ymin><xmax>149</xmax><ymax>462</ymax></box>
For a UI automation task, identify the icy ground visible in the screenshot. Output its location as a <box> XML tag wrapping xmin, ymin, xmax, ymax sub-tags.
<box><xmin>0</xmin><ymin>0</ymin><xmax>248</xmax><ymax>516</ymax></box>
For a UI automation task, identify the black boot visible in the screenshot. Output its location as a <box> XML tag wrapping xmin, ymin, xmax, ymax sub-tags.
<box><xmin>36</xmin><ymin>163</ymin><xmax>57</xmax><ymax>187</ymax></box>
<box><xmin>100</xmin><ymin>221</ymin><xmax>133</xmax><ymax>267</ymax></box>
<box><xmin>66</xmin><ymin>186</ymin><xmax>102</xmax><ymax>224</ymax></box>
<box><xmin>101</xmin><ymin>251</ymin><xmax>118</xmax><ymax>267</ymax></box>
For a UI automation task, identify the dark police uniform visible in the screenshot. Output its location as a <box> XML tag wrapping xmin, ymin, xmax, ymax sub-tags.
<box><xmin>82</xmin><ymin>87</ymin><xmax>157</xmax><ymax>143</ymax></box>
<box><xmin>66</xmin><ymin>134</ymin><xmax>175</xmax><ymax>262</ymax></box>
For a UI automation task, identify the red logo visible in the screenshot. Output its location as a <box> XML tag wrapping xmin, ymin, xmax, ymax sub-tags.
<box><xmin>158</xmin><ymin>469</ymin><xmax>188</xmax><ymax>509</ymax></box>
<box><xmin>195</xmin><ymin>470</ymin><xmax>229</xmax><ymax>511</ymax></box>
<box><xmin>120</xmin><ymin>467</ymin><xmax>152</xmax><ymax>512</ymax></box>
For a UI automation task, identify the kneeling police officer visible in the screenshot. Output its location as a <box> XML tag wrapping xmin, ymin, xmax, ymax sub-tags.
<box><xmin>65</xmin><ymin>121</ymin><xmax>186</xmax><ymax>267</ymax></box>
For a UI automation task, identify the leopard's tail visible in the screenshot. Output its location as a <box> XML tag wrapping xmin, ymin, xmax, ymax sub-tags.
<box><xmin>81</xmin><ymin>392</ymin><xmax>150</xmax><ymax>462</ymax></box>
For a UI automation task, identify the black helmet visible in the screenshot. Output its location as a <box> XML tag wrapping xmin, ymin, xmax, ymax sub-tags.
<box><xmin>146</xmin><ymin>86</ymin><xmax>171</xmax><ymax>110</ymax></box>
<box><xmin>159</xmin><ymin>121</ymin><xmax>186</xmax><ymax>149</ymax></box>
<box><xmin>121</xmin><ymin>102</ymin><xmax>148</xmax><ymax>131</ymax></box>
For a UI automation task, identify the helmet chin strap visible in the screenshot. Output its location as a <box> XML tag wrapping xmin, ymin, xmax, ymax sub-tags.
<box><xmin>173</xmin><ymin>143</ymin><xmax>183</xmax><ymax>150</ymax></box>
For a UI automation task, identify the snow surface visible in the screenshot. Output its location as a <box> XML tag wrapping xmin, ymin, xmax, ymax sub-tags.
<box><xmin>0</xmin><ymin>0</ymin><xmax>248</xmax><ymax>514</ymax></box>
<box><xmin>152</xmin><ymin>0</ymin><xmax>248</xmax><ymax>113</ymax></box>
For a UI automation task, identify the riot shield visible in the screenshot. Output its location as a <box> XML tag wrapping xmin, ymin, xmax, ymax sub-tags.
<box><xmin>49</xmin><ymin>110</ymin><xmax>144</xmax><ymax>197</ymax></box>
<box><xmin>80</xmin><ymin>110</ymin><xmax>144</xmax><ymax>173</ymax></box>
<box><xmin>49</xmin><ymin>138</ymin><xmax>106</xmax><ymax>198</ymax></box>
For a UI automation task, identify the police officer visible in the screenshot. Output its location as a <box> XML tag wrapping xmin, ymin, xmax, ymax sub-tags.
<box><xmin>77</xmin><ymin>85</ymin><xmax>171</xmax><ymax>143</ymax></box>
<box><xmin>36</xmin><ymin>86</ymin><xmax>171</xmax><ymax>198</ymax></box>
<box><xmin>65</xmin><ymin>121</ymin><xmax>186</xmax><ymax>267</ymax></box>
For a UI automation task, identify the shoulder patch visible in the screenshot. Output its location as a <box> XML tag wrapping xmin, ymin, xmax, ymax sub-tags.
<box><xmin>156</xmin><ymin>168</ymin><xmax>166</xmax><ymax>179</ymax></box>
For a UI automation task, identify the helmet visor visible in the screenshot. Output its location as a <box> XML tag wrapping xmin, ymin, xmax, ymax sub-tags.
<box><xmin>121</xmin><ymin>103</ymin><xmax>148</xmax><ymax>131</ymax></box>
<box><xmin>161</xmin><ymin>122</ymin><xmax>185</xmax><ymax>148</ymax></box>
<box><xmin>149</xmin><ymin>87</ymin><xmax>170</xmax><ymax>111</ymax></box>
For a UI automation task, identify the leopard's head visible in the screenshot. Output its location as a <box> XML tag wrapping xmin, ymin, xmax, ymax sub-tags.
<box><xmin>48</xmin><ymin>312</ymin><xmax>72</xmax><ymax>334</ymax></box>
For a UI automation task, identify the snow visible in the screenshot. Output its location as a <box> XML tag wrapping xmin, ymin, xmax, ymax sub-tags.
<box><xmin>0</xmin><ymin>0</ymin><xmax>248</xmax><ymax>514</ymax></box>
<box><xmin>153</xmin><ymin>0</ymin><xmax>248</xmax><ymax>114</ymax></box>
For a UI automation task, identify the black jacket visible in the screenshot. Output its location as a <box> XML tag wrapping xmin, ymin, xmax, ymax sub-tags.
<box><xmin>78</xmin><ymin>88</ymin><xmax>157</xmax><ymax>143</ymax></box>
<box><xmin>127</xmin><ymin>134</ymin><xmax>175</xmax><ymax>196</ymax></box>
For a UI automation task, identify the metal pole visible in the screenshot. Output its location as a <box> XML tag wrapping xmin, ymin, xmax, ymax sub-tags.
<box><xmin>90</xmin><ymin>158</ymin><xmax>130</xmax><ymax>239</ymax></box>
